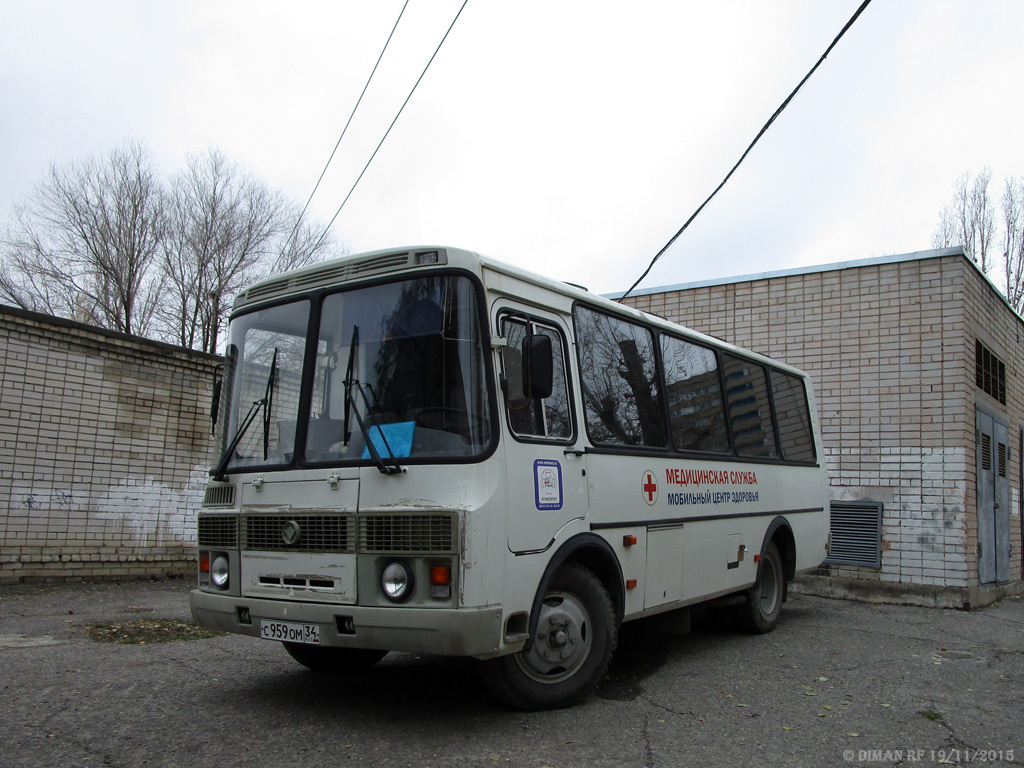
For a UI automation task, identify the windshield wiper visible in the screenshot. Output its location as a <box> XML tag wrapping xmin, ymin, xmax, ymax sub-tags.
<box><xmin>342</xmin><ymin>326</ymin><xmax>358</xmax><ymax>446</ymax></box>
<box><xmin>262</xmin><ymin>347</ymin><xmax>278</xmax><ymax>460</ymax></box>
<box><xmin>342</xmin><ymin>325</ymin><xmax>404</xmax><ymax>475</ymax></box>
<box><xmin>211</xmin><ymin>347</ymin><xmax>278</xmax><ymax>481</ymax></box>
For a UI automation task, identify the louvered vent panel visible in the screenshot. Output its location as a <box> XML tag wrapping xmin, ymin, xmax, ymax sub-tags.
<box><xmin>826</xmin><ymin>501</ymin><xmax>882</xmax><ymax>568</ymax></box>
<box><xmin>358</xmin><ymin>514</ymin><xmax>456</xmax><ymax>554</ymax></box>
<box><xmin>202</xmin><ymin>484</ymin><xmax>236</xmax><ymax>507</ymax></box>
<box><xmin>348</xmin><ymin>253</ymin><xmax>411</xmax><ymax>276</ymax></box>
<box><xmin>244</xmin><ymin>277</ymin><xmax>293</xmax><ymax>302</ymax></box>
<box><xmin>198</xmin><ymin>515</ymin><xmax>238</xmax><ymax>548</ymax></box>
<box><xmin>292</xmin><ymin>264</ymin><xmax>351</xmax><ymax>289</ymax></box>
<box><xmin>235</xmin><ymin>250</ymin><xmax>429</xmax><ymax>308</ymax></box>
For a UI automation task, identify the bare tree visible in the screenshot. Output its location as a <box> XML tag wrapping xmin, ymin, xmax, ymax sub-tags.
<box><xmin>0</xmin><ymin>140</ymin><xmax>164</xmax><ymax>335</ymax></box>
<box><xmin>272</xmin><ymin>204</ymin><xmax>337</xmax><ymax>277</ymax></box>
<box><xmin>1001</xmin><ymin>177</ymin><xmax>1024</xmax><ymax>312</ymax></box>
<box><xmin>933</xmin><ymin>169</ymin><xmax>997</xmax><ymax>273</ymax></box>
<box><xmin>156</xmin><ymin>148</ymin><xmax>338</xmax><ymax>353</ymax></box>
<box><xmin>2</xmin><ymin>141</ymin><xmax>340</xmax><ymax>349</ymax></box>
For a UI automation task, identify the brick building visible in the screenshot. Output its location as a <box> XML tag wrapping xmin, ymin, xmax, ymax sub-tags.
<box><xmin>617</xmin><ymin>247</ymin><xmax>1024</xmax><ymax>608</ymax></box>
<box><xmin>0</xmin><ymin>306</ymin><xmax>219</xmax><ymax>583</ymax></box>
<box><xmin>5</xmin><ymin>248</ymin><xmax>1024</xmax><ymax>603</ymax></box>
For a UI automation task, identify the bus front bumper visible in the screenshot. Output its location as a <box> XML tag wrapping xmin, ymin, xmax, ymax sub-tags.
<box><xmin>189</xmin><ymin>589</ymin><xmax>506</xmax><ymax>657</ymax></box>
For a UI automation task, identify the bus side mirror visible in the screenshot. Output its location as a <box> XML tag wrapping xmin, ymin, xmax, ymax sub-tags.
<box><xmin>522</xmin><ymin>333</ymin><xmax>553</xmax><ymax>400</ymax></box>
<box><xmin>210</xmin><ymin>377</ymin><xmax>222</xmax><ymax>432</ymax></box>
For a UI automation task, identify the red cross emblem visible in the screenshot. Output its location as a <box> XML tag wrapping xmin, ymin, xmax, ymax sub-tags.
<box><xmin>642</xmin><ymin>470</ymin><xmax>658</xmax><ymax>506</ymax></box>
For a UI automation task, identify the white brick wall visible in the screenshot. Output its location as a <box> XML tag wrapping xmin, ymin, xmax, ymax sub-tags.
<box><xmin>0</xmin><ymin>306</ymin><xmax>219</xmax><ymax>583</ymax></box>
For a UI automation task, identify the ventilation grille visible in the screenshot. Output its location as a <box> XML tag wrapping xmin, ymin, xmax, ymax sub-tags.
<box><xmin>981</xmin><ymin>433</ymin><xmax>992</xmax><ymax>472</ymax></box>
<box><xmin>975</xmin><ymin>340</ymin><xmax>1007</xmax><ymax>404</ymax></box>
<box><xmin>198</xmin><ymin>515</ymin><xmax>238</xmax><ymax>548</ymax></box>
<box><xmin>202</xmin><ymin>484</ymin><xmax>236</xmax><ymax>507</ymax></box>
<box><xmin>243</xmin><ymin>514</ymin><xmax>353</xmax><ymax>553</ymax></box>
<box><xmin>826</xmin><ymin>501</ymin><xmax>882</xmax><ymax>568</ymax></box>
<box><xmin>359</xmin><ymin>514</ymin><xmax>456</xmax><ymax>554</ymax></box>
<box><xmin>235</xmin><ymin>250</ymin><xmax>446</xmax><ymax>308</ymax></box>
<box><xmin>348</xmin><ymin>252</ymin><xmax>412</xmax><ymax>278</ymax></box>
<box><xmin>291</xmin><ymin>263</ymin><xmax>355</xmax><ymax>290</ymax></box>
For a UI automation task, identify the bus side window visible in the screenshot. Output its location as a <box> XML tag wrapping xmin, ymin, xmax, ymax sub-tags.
<box><xmin>660</xmin><ymin>334</ymin><xmax>730</xmax><ymax>454</ymax></box>
<box><xmin>722</xmin><ymin>354</ymin><xmax>778</xmax><ymax>459</ymax></box>
<box><xmin>770</xmin><ymin>369</ymin><xmax>816</xmax><ymax>462</ymax></box>
<box><xmin>573</xmin><ymin>305</ymin><xmax>666</xmax><ymax>448</ymax></box>
<box><xmin>500</xmin><ymin>316</ymin><xmax>572</xmax><ymax>440</ymax></box>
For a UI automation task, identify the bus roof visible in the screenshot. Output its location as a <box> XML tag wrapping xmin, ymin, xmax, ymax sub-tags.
<box><xmin>232</xmin><ymin>245</ymin><xmax>810</xmax><ymax>380</ymax></box>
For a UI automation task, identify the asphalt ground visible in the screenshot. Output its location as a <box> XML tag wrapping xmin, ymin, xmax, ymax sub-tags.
<box><xmin>1</xmin><ymin>578</ymin><xmax>1021</xmax><ymax>768</ymax></box>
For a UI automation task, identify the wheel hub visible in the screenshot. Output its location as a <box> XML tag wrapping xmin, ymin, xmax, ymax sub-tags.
<box><xmin>516</xmin><ymin>593</ymin><xmax>591</xmax><ymax>682</ymax></box>
<box><xmin>758</xmin><ymin>556</ymin><xmax>779</xmax><ymax>614</ymax></box>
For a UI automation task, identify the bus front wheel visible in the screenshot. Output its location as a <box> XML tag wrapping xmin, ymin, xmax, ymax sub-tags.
<box><xmin>283</xmin><ymin>642</ymin><xmax>388</xmax><ymax>672</ymax></box>
<box><xmin>480</xmin><ymin>562</ymin><xmax>617</xmax><ymax>710</ymax></box>
<box><xmin>734</xmin><ymin>541</ymin><xmax>784</xmax><ymax>634</ymax></box>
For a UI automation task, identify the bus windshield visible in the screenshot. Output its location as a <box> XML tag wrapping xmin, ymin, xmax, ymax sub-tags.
<box><xmin>216</xmin><ymin>273</ymin><xmax>492</xmax><ymax>474</ymax></box>
<box><xmin>217</xmin><ymin>299</ymin><xmax>310</xmax><ymax>473</ymax></box>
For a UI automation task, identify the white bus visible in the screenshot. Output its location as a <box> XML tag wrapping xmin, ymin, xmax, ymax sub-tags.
<box><xmin>190</xmin><ymin>246</ymin><xmax>828</xmax><ymax>710</ymax></box>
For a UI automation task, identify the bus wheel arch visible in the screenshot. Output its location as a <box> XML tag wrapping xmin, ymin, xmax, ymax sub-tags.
<box><xmin>762</xmin><ymin>517</ymin><xmax>797</xmax><ymax>584</ymax></box>
<box><xmin>539</xmin><ymin>534</ymin><xmax>625</xmax><ymax>630</ymax></box>
<box><xmin>735</xmin><ymin>517</ymin><xmax>796</xmax><ymax>635</ymax></box>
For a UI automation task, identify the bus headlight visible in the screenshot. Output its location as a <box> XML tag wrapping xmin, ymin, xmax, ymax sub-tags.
<box><xmin>211</xmin><ymin>555</ymin><xmax>230</xmax><ymax>589</ymax></box>
<box><xmin>381</xmin><ymin>561</ymin><xmax>413</xmax><ymax>602</ymax></box>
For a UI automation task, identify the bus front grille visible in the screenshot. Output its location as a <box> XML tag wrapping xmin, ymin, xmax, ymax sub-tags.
<box><xmin>198</xmin><ymin>515</ymin><xmax>238</xmax><ymax>548</ymax></box>
<box><xmin>224</xmin><ymin>511</ymin><xmax>457</xmax><ymax>555</ymax></box>
<box><xmin>358</xmin><ymin>513</ymin><xmax>456</xmax><ymax>554</ymax></box>
<box><xmin>243</xmin><ymin>514</ymin><xmax>353</xmax><ymax>553</ymax></box>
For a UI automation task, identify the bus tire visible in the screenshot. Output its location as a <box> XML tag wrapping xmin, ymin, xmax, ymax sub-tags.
<box><xmin>479</xmin><ymin>562</ymin><xmax>617</xmax><ymax>710</ymax></box>
<box><xmin>734</xmin><ymin>541</ymin><xmax>784</xmax><ymax>634</ymax></box>
<box><xmin>283</xmin><ymin>643</ymin><xmax>387</xmax><ymax>672</ymax></box>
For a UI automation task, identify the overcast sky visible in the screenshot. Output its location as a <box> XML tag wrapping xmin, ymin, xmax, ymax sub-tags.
<box><xmin>3</xmin><ymin>1</ymin><xmax>1024</xmax><ymax>295</ymax></box>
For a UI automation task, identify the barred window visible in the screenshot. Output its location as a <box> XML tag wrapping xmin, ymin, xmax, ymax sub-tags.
<box><xmin>975</xmin><ymin>340</ymin><xmax>1006</xmax><ymax>405</ymax></box>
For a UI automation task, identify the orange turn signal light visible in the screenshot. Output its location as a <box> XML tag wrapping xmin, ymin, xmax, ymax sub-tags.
<box><xmin>199</xmin><ymin>555</ymin><xmax>210</xmax><ymax>573</ymax></box>
<box><xmin>430</xmin><ymin>564</ymin><xmax>451</xmax><ymax>586</ymax></box>
<box><xmin>623</xmin><ymin>535</ymin><xmax>638</xmax><ymax>547</ymax></box>
<box><xmin>626</xmin><ymin>578</ymin><xmax>638</xmax><ymax>589</ymax></box>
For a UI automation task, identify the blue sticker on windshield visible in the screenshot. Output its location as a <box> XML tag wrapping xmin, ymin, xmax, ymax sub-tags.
<box><xmin>361</xmin><ymin>421</ymin><xmax>416</xmax><ymax>459</ymax></box>
<box><xmin>534</xmin><ymin>459</ymin><xmax>563</xmax><ymax>510</ymax></box>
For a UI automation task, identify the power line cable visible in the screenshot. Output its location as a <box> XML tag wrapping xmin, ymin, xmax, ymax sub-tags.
<box><xmin>283</xmin><ymin>1</ymin><xmax>410</xmax><ymax>256</ymax></box>
<box><xmin>618</xmin><ymin>0</ymin><xmax>873</xmax><ymax>302</ymax></box>
<box><xmin>311</xmin><ymin>0</ymin><xmax>470</xmax><ymax>253</ymax></box>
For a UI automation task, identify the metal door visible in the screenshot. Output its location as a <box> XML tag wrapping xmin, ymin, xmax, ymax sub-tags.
<box><xmin>976</xmin><ymin>408</ymin><xmax>1011</xmax><ymax>584</ymax></box>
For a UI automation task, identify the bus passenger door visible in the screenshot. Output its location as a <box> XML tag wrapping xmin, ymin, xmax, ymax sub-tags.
<box><xmin>496</xmin><ymin>311</ymin><xmax>589</xmax><ymax>553</ymax></box>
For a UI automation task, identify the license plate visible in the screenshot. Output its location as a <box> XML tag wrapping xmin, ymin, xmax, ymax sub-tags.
<box><xmin>260</xmin><ymin>619</ymin><xmax>321</xmax><ymax>645</ymax></box>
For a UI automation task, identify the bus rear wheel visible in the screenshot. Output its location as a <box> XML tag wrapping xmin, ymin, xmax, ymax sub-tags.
<box><xmin>283</xmin><ymin>643</ymin><xmax>388</xmax><ymax>672</ymax></box>
<box><xmin>734</xmin><ymin>541</ymin><xmax>784</xmax><ymax>634</ymax></box>
<box><xmin>479</xmin><ymin>562</ymin><xmax>617</xmax><ymax>710</ymax></box>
